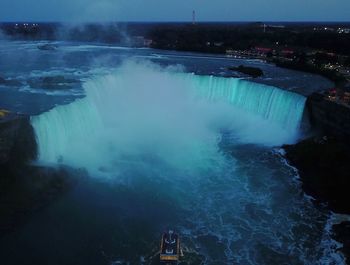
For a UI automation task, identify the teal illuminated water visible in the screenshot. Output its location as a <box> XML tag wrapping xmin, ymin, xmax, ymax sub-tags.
<box><xmin>0</xmin><ymin>41</ymin><xmax>343</xmax><ymax>265</ymax></box>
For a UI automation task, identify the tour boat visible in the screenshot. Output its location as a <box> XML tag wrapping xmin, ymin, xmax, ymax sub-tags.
<box><xmin>160</xmin><ymin>230</ymin><xmax>180</xmax><ymax>264</ymax></box>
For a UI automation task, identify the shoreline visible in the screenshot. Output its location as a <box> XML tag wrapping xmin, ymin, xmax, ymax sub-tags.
<box><xmin>283</xmin><ymin>136</ymin><xmax>350</xmax><ymax>263</ymax></box>
<box><xmin>276</xmin><ymin>146</ymin><xmax>349</xmax><ymax>263</ymax></box>
<box><xmin>0</xmin><ymin>112</ymin><xmax>74</xmax><ymax>237</ymax></box>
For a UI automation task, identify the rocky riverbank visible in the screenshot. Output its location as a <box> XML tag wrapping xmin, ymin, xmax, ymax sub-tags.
<box><xmin>282</xmin><ymin>88</ymin><xmax>350</xmax><ymax>263</ymax></box>
<box><xmin>284</xmin><ymin>137</ymin><xmax>350</xmax><ymax>214</ymax></box>
<box><xmin>283</xmin><ymin>136</ymin><xmax>350</xmax><ymax>262</ymax></box>
<box><xmin>0</xmin><ymin>111</ymin><xmax>73</xmax><ymax>237</ymax></box>
<box><xmin>306</xmin><ymin>92</ymin><xmax>350</xmax><ymax>139</ymax></box>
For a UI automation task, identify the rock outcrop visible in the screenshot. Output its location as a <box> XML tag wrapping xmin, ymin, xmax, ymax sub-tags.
<box><xmin>283</xmin><ymin>91</ymin><xmax>350</xmax><ymax>263</ymax></box>
<box><xmin>307</xmin><ymin>92</ymin><xmax>350</xmax><ymax>140</ymax></box>
<box><xmin>333</xmin><ymin>221</ymin><xmax>350</xmax><ymax>262</ymax></box>
<box><xmin>28</xmin><ymin>75</ymin><xmax>80</xmax><ymax>90</ymax></box>
<box><xmin>0</xmin><ymin>112</ymin><xmax>37</xmax><ymax>166</ymax></box>
<box><xmin>0</xmin><ymin>76</ymin><xmax>22</xmax><ymax>87</ymax></box>
<box><xmin>37</xmin><ymin>43</ymin><xmax>58</xmax><ymax>51</ymax></box>
<box><xmin>284</xmin><ymin>136</ymin><xmax>350</xmax><ymax>262</ymax></box>
<box><xmin>284</xmin><ymin>137</ymin><xmax>350</xmax><ymax>214</ymax></box>
<box><xmin>228</xmin><ymin>65</ymin><xmax>264</xmax><ymax>78</ymax></box>
<box><xmin>0</xmin><ymin>112</ymin><xmax>72</xmax><ymax>236</ymax></box>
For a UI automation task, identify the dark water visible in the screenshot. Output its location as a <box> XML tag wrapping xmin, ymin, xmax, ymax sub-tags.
<box><xmin>0</xmin><ymin>41</ymin><xmax>344</xmax><ymax>265</ymax></box>
<box><xmin>0</xmin><ymin>144</ymin><xmax>342</xmax><ymax>265</ymax></box>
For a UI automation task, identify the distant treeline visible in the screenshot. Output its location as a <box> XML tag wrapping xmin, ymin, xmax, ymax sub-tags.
<box><xmin>1</xmin><ymin>22</ymin><xmax>350</xmax><ymax>55</ymax></box>
<box><xmin>146</xmin><ymin>23</ymin><xmax>350</xmax><ymax>56</ymax></box>
<box><xmin>273</xmin><ymin>59</ymin><xmax>348</xmax><ymax>86</ymax></box>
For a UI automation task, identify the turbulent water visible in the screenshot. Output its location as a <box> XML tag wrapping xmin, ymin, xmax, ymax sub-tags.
<box><xmin>28</xmin><ymin>61</ymin><xmax>344</xmax><ymax>264</ymax></box>
<box><xmin>0</xmin><ymin>41</ymin><xmax>343</xmax><ymax>265</ymax></box>
<box><xmin>32</xmin><ymin>61</ymin><xmax>306</xmax><ymax>171</ymax></box>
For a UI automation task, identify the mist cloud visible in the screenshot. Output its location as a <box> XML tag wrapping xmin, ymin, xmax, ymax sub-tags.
<box><xmin>32</xmin><ymin>60</ymin><xmax>300</xmax><ymax>177</ymax></box>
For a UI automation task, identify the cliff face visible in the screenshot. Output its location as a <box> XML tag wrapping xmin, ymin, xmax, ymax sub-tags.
<box><xmin>284</xmin><ymin>137</ymin><xmax>350</xmax><ymax>263</ymax></box>
<box><xmin>0</xmin><ymin>114</ymin><xmax>37</xmax><ymax>168</ymax></box>
<box><xmin>307</xmin><ymin>93</ymin><xmax>350</xmax><ymax>140</ymax></box>
<box><xmin>0</xmin><ymin>114</ymin><xmax>74</xmax><ymax>236</ymax></box>
<box><xmin>286</xmin><ymin>95</ymin><xmax>350</xmax><ymax>263</ymax></box>
<box><xmin>284</xmin><ymin>137</ymin><xmax>350</xmax><ymax>213</ymax></box>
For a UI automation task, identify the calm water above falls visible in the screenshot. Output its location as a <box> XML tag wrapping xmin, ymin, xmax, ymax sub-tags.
<box><xmin>0</xmin><ymin>41</ymin><xmax>343</xmax><ymax>265</ymax></box>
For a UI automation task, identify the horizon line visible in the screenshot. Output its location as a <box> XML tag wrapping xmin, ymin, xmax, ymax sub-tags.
<box><xmin>1</xmin><ymin>20</ymin><xmax>350</xmax><ymax>24</ymax></box>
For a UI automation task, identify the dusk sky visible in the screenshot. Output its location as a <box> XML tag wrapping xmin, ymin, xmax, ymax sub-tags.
<box><xmin>1</xmin><ymin>0</ymin><xmax>350</xmax><ymax>22</ymax></box>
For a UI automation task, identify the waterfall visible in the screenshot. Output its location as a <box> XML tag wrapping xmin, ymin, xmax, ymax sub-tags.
<box><xmin>31</xmin><ymin>61</ymin><xmax>306</xmax><ymax>173</ymax></box>
<box><xmin>184</xmin><ymin>74</ymin><xmax>306</xmax><ymax>131</ymax></box>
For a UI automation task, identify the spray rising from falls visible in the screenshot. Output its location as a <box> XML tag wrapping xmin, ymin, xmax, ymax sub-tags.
<box><xmin>31</xmin><ymin>61</ymin><xmax>306</xmax><ymax>175</ymax></box>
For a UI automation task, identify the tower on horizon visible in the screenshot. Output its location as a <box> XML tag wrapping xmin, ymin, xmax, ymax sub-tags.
<box><xmin>192</xmin><ymin>10</ymin><xmax>196</xmax><ymax>25</ymax></box>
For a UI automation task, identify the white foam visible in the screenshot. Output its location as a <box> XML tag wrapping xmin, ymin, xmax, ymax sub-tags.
<box><xmin>32</xmin><ymin>60</ymin><xmax>307</xmax><ymax>175</ymax></box>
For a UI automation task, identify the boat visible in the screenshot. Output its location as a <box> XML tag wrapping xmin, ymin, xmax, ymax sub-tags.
<box><xmin>160</xmin><ymin>230</ymin><xmax>180</xmax><ymax>264</ymax></box>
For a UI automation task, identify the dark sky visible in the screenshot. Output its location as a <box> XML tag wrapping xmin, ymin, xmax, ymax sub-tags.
<box><xmin>1</xmin><ymin>0</ymin><xmax>350</xmax><ymax>22</ymax></box>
